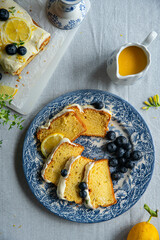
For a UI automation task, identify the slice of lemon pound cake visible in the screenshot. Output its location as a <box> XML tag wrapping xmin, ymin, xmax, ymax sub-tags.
<box><xmin>66</xmin><ymin>104</ymin><xmax>111</xmax><ymax>137</ymax></box>
<box><xmin>82</xmin><ymin>159</ymin><xmax>117</xmax><ymax>209</ymax></box>
<box><xmin>37</xmin><ymin>109</ymin><xmax>86</xmax><ymax>142</ymax></box>
<box><xmin>42</xmin><ymin>138</ymin><xmax>84</xmax><ymax>186</ymax></box>
<box><xmin>57</xmin><ymin>156</ymin><xmax>93</xmax><ymax>204</ymax></box>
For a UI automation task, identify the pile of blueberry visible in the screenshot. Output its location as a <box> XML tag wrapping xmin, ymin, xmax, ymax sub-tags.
<box><xmin>0</xmin><ymin>8</ymin><xmax>27</xmax><ymax>56</ymax></box>
<box><xmin>106</xmin><ymin>131</ymin><xmax>142</xmax><ymax>181</ymax></box>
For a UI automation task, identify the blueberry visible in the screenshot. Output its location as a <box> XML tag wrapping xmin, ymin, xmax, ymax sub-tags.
<box><xmin>0</xmin><ymin>9</ymin><xmax>9</xmax><ymax>21</ymax></box>
<box><xmin>79</xmin><ymin>182</ymin><xmax>87</xmax><ymax>190</ymax></box>
<box><xmin>5</xmin><ymin>44</ymin><xmax>17</xmax><ymax>55</ymax></box>
<box><xmin>125</xmin><ymin>161</ymin><xmax>135</xmax><ymax>169</ymax></box>
<box><xmin>111</xmin><ymin>172</ymin><xmax>121</xmax><ymax>180</ymax></box>
<box><xmin>0</xmin><ymin>73</ymin><xmax>2</xmax><ymax>80</ymax></box>
<box><xmin>61</xmin><ymin>169</ymin><xmax>68</xmax><ymax>177</ymax></box>
<box><xmin>115</xmin><ymin>136</ymin><xmax>127</xmax><ymax>147</ymax></box>
<box><xmin>116</xmin><ymin>147</ymin><xmax>125</xmax><ymax>157</ymax></box>
<box><xmin>106</xmin><ymin>131</ymin><xmax>116</xmax><ymax>141</ymax></box>
<box><xmin>120</xmin><ymin>167</ymin><xmax>128</xmax><ymax>173</ymax></box>
<box><xmin>131</xmin><ymin>151</ymin><xmax>142</xmax><ymax>161</ymax></box>
<box><xmin>79</xmin><ymin>190</ymin><xmax>87</xmax><ymax>199</ymax></box>
<box><xmin>118</xmin><ymin>157</ymin><xmax>126</xmax><ymax>166</ymax></box>
<box><xmin>106</xmin><ymin>142</ymin><xmax>117</xmax><ymax>153</ymax></box>
<box><xmin>91</xmin><ymin>101</ymin><xmax>103</xmax><ymax>109</ymax></box>
<box><xmin>109</xmin><ymin>158</ymin><xmax>119</xmax><ymax>167</ymax></box>
<box><xmin>123</xmin><ymin>142</ymin><xmax>132</xmax><ymax>150</ymax></box>
<box><xmin>123</xmin><ymin>150</ymin><xmax>131</xmax><ymax>159</ymax></box>
<box><xmin>17</xmin><ymin>46</ymin><xmax>27</xmax><ymax>56</ymax></box>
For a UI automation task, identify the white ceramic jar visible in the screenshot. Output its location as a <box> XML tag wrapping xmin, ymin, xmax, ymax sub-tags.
<box><xmin>106</xmin><ymin>31</ymin><xmax>158</xmax><ymax>85</ymax></box>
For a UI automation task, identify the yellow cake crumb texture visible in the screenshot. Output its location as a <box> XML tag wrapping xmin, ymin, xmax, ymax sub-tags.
<box><xmin>42</xmin><ymin>141</ymin><xmax>84</xmax><ymax>186</ymax></box>
<box><xmin>87</xmin><ymin>160</ymin><xmax>117</xmax><ymax>208</ymax></box>
<box><xmin>37</xmin><ymin>111</ymin><xmax>86</xmax><ymax>142</ymax></box>
<box><xmin>39</xmin><ymin>104</ymin><xmax>116</xmax><ymax>209</ymax></box>
<box><xmin>63</xmin><ymin>157</ymin><xmax>92</xmax><ymax>204</ymax></box>
<box><xmin>67</xmin><ymin>106</ymin><xmax>111</xmax><ymax>137</ymax></box>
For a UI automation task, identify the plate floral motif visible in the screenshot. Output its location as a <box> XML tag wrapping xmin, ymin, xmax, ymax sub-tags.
<box><xmin>23</xmin><ymin>89</ymin><xmax>155</xmax><ymax>223</ymax></box>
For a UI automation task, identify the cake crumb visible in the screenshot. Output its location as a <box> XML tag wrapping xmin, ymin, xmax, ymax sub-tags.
<box><xmin>15</xmin><ymin>84</ymin><xmax>18</xmax><ymax>88</ymax></box>
<box><xmin>18</xmin><ymin>75</ymin><xmax>22</xmax><ymax>79</ymax></box>
<box><xmin>13</xmin><ymin>224</ymin><xmax>16</xmax><ymax>227</ymax></box>
<box><xmin>120</xmin><ymin>34</ymin><xmax>123</xmax><ymax>37</ymax></box>
<box><xmin>22</xmin><ymin>84</ymin><xmax>25</xmax><ymax>87</ymax></box>
<box><xmin>44</xmin><ymin>60</ymin><xmax>46</xmax><ymax>62</ymax></box>
<box><xmin>111</xmin><ymin>124</ymin><xmax>114</xmax><ymax>127</ymax></box>
<box><xmin>26</xmin><ymin>71</ymin><xmax>29</xmax><ymax>74</ymax></box>
<box><xmin>18</xmin><ymin>225</ymin><xmax>22</xmax><ymax>229</ymax></box>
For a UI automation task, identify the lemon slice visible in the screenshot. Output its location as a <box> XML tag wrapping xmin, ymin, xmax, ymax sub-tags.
<box><xmin>0</xmin><ymin>84</ymin><xmax>18</xmax><ymax>97</ymax></box>
<box><xmin>41</xmin><ymin>133</ymin><xmax>64</xmax><ymax>158</ymax></box>
<box><xmin>4</xmin><ymin>18</ymin><xmax>31</xmax><ymax>43</ymax></box>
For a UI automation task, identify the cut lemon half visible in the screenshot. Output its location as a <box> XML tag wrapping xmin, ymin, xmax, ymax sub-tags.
<box><xmin>0</xmin><ymin>84</ymin><xmax>18</xmax><ymax>97</ymax></box>
<box><xmin>41</xmin><ymin>133</ymin><xmax>64</xmax><ymax>158</ymax></box>
<box><xmin>4</xmin><ymin>18</ymin><xmax>31</xmax><ymax>43</ymax></box>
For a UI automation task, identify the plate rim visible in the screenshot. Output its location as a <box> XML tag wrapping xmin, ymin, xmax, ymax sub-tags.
<box><xmin>22</xmin><ymin>89</ymin><xmax>155</xmax><ymax>223</ymax></box>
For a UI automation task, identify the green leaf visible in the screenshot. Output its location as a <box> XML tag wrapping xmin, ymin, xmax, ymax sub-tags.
<box><xmin>144</xmin><ymin>204</ymin><xmax>158</xmax><ymax>223</ymax></box>
<box><xmin>9</xmin><ymin>6</ymin><xmax>15</xmax><ymax>10</ymax></box>
<box><xmin>19</xmin><ymin>40</ymin><xmax>25</xmax><ymax>45</ymax></box>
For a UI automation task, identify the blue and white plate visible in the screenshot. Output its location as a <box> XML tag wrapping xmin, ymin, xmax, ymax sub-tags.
<box><xmin>23</xmin><ymin>89</ymin><xmax>155</xmax><ymax>223</ymax></box>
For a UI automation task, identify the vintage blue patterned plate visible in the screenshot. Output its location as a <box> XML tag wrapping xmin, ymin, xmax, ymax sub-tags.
<box><xmin>23</xmin><ymin>89</ymin><xmax>155</xmax><ymax>223</ymax></box>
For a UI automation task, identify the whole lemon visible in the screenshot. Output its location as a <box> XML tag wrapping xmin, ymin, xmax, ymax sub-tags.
<box><xmin>127</xmin><ymin>204</ymin><xmax>159</xmax><ymax>240</ymax></box>
<box><xmin>127</xmin><ymin>222</ymin><xmax>159</xmax><ymax>240</ymax></box>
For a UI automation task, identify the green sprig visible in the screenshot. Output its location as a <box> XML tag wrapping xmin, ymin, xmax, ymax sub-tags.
<box><xmin>142</xmin><ymin>94</ymin><xmax>160</xmax><ymax>110</ymax></box>
<box><xmin>8</xmin><ymin>6</ymin><xmax>16</xmax><ymax>15</ymax></box>
<box><xmin>13</xmin><ymin>40</ymin><xmax>25</xmax><ymax>47</ymax></box>
<box><xmin>0</xmin><ymin>94</ymin><xmax>24</xmax><ymax>131</ymax></box>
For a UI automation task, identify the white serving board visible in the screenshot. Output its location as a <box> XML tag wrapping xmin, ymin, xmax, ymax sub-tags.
<box><xmin>1</xmin><ymin>0</ymin><xmax>90</xmax><ymax>115</ymax></box>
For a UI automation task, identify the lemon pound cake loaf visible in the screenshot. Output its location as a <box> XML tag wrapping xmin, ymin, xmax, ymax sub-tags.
<box><xmin>57</xmin><ymin>156</ymin><xmax>93</xmax><ymax>204</ymax></box>
<box><xmin>41</xmin><ymin>138</ymin><xmax>84</xmax><ymax>185</ymax></box>
<box><xmin>66</xmin><ymin>104</ymin><xmax>111</xmax><ymax>137</ymax></box>
<box><xmin>0</xmin><ymin>0</ymin><xmax>50</xmax><ymax>75</ymax></box>
<box><xmin>37</xmin><ymin>109</ymin><xmax>86</xmax><ymax>142</ymax></box>
<box><xmin>82</xmin><ymin>159</ymin><xmax>117</xmax><ymax>209</ymax></box>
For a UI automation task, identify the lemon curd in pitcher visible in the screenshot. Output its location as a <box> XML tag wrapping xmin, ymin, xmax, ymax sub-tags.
<box><xmin>118</xmin><ymin>46</ymin><xmax>147</xmax><ymax>76</ymax></box>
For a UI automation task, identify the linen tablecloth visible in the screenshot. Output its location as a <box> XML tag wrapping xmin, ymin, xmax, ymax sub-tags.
<box><xmin>1</xmin><ymin>0</ymin><xmax>160</xmax><ymax>239</ymax></box>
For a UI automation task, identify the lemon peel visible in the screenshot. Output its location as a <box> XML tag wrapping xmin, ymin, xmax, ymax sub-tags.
<box><xmin>41</xmin><ymin>133</ymin><xmax>64</xmax><ymax>158</ymax></box>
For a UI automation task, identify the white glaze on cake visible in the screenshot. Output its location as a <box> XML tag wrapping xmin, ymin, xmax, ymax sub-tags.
<box><xmin>38</xmin><ymin>109</ymin><xmax>74</xmax><ymax>130</ymax></box>
<box><xmin>82</xmin><ymin>161</ymin><xmax>95</xmax><ymax>209</ymax></box>
<box><xmin>38</xmin><ymin>103</ymin><xmax>111</xmax><ymax>131</ymax></box>
<box><xmin>67</xmin><ymin>103</ymin><xmax>112</xmax><ymax>116</ymax></box>
<box><xmin>0</xmin><ymin>0</ymin><xmax>50</xmax><ymax>74</ymax></box>
<box><xmin>57</xmin><ymin>156</ymin><xmax>81</xmax><ymax>200</ymax></box>
<box><xmin>41</xmin><ymin>138</ymin><xmax>77</xmax><ymax>183</ymax></box>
